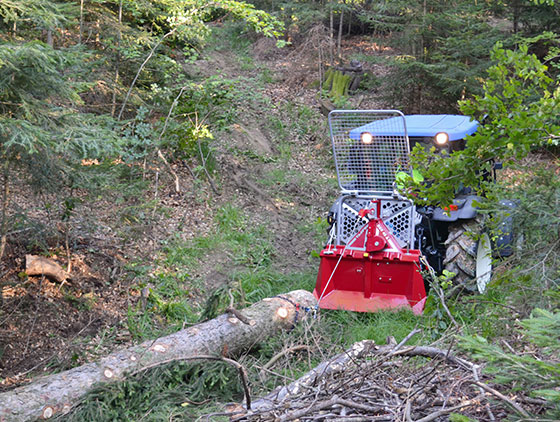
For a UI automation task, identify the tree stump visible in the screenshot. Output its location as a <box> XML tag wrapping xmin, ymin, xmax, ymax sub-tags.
<box><xmin>323</xmin><ymin>60</ymin><xmax>364</xmax><ymax>99</ymax></box>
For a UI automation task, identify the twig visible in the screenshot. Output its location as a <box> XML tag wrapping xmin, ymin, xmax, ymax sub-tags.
<box><xmin>228</xmin><ymin>289</ymin><xmax>235</xmax><ymax>308</ymax></box>
<box><xmin>391</xmin><ymin>345</ymin><xmax>475</xmax><ymax>371</ymax></box>
<box><xmin>472</xmin><ymin>380</ymin><xmax>530</xmax><ymax>418</ymax></box>
<box><xmin>518</xmin><ymin>238</ymin><xmax>560</xmax><ymax>274</ymax></box>
<box><xmin>404</xmin><ymin>396</ymin><xmax>413</xmax><ymax>422</ymax></box>
<box><xmin>182</xmin><ymin>160</ymin><xmax>197</xmax><ymax>180</ymax></box>
<box><xmin>158</xmin><ymin>86</ymin><xmax>187</xmax><ymax>141</ymax></box>
<box><xmin>16</xmin><ymin>316</ymin><xmax>99</xmax><ymax>377</ymax></box>
<box><xmin>64</xmin><ymin>221</ymin><xmax>72</xmax><ymax>274</ymax></box>
<box><xmin>157</xmin><ymin>149</ymin><xmax>180</xmax><ymax>193</ymax></box>
<box><xmin>413</xmin><ymin>396</ymin><xmax>482</xmax><ymax>422</ymax></box>
<box><xmin>471</xmin><ymin>364</ymin><xmax>496</xmax><ymax>421</ymax></box>
<box><xmin>225</xmin><ymin>307</ymin><xmax>252</xmax><ymax>325</ymax></box>
<box><xmin>392</xmin><ymin>328</ymin><xmax>421</xmax><ymax>353</ymax></box>
<box><xmin>420</xmin><ymin>256</ymin><xmax>459</xmax><ymax>327</ymax></box>
<box><xmin>197</xmin><ymin>134</ymin><xmax>219</xmax><ymax>195</ymax></box>
<box><xmin>260</xmin><ymin>345</ymin><xmax>311</xmax><ymax>377</ymax></box>
<box><xmin>152</xmin><ymin>85</ymin><xmax>189</xmax><ymax>194</ymax></box>
<box><xmin>464</xmin><ymin>298</ymin><xmax>521</xmax><ymax>315</ymax></box>
<box><xmin>0</xmin><ymin>161</ymin><xmax>10</xmax><ymax>263</ymax></box>
<box><xmin>118</xmin><ymin>27</ymin><xmax>179</xmax><ymax>120</ymax></box>
<box><xmin>22</xmin><ymin>300</ymin><xmax>40</xmax><ymax>357</ymax></box>
<box><xmin>151</xmin><ymin>171</ymin><xmax>159</xmax><ymax>219</ymax></box>
<box><xmin>278</xmin><ymin>395</ymin><xmax>385</xmax><ymax>422</ymax></box>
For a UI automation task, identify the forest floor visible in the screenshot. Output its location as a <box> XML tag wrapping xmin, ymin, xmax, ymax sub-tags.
<box><xmin>0</xmin><ymin>29</ymin><xmax>394</xmax><ymax>389</ymax></box>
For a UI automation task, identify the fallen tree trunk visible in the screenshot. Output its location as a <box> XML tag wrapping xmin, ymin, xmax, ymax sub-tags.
<box><xmin>0</xmin><ymin>290</ymin><xmax>316</xmax><ymax>422</ymax></box>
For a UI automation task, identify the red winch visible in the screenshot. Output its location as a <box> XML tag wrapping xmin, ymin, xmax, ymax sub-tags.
<box><xmin>314</xmin><ymin>199</ymin><xmax>426</xmax><ymax>315</ymax></box>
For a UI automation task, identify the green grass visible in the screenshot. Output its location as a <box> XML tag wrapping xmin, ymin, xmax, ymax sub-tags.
<box><xmin>125</xmin><ymin>202</ymin><xmax>301</xmax><ymax>339</ymax></box>
<box><xmin>296</xmin><ymin>216</ymin><xmax>330</xmax><ymax>247</ymax></box>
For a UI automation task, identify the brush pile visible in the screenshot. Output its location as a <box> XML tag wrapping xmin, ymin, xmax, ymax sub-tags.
<box><xmin>237</xmin><ymin>336</ymin><xmax>525</xmax><ymax>422</ymax></box>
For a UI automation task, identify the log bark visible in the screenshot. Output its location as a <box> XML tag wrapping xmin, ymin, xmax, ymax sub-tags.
<box><xmin>25</xmin><ymin>255</ymin><xmax>68</xmax><ymax>283</ymax></box>
<box><xmin>0</xmin><ymin>290</ymin><xmax>316</xmax><ymax>422</ymax></box>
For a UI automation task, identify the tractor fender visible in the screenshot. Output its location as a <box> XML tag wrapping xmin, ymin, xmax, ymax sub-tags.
<box><xmin>431</xmin><ymin>195</ymin><xmax>480</xmax><ymax>222</ymax></box>
<box><xmin>493</xmin><ymin>199</ymin><xmax>518</xmax><ymax>258</ymax></box>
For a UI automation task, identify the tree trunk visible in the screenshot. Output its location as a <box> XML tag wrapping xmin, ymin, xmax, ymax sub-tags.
<box><xmin>337</xmin><ymin>9</ymin><xmax>344</xmax><ymax>60</ymax></box>
<box><xmin>0</xmin><ymin>290</ymin><xmax>316</xmax><ymax>422</ymax></box>
<box><xmin>111</xmin><ymin>0</ymin><xmax>123</xmax><ymax>117</ymax></box>
<box><xmin>0</xmin><ymin>161</ymin><xmax>9</xmax><ymax>263</ymax></box>
<box><xmin>79</xmin><ymin>0</ymin><xmax>84</xmax><ymax>44</ymax></box>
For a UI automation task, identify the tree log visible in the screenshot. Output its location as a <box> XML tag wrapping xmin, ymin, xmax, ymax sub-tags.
<box><xmin>25</xmin><ymin>255</ymin><xmax>68</xmax><ymax>283</ymax></box>
<box><xmin>0</xmin><ymin>290</ymin><xmax>316</xmax><ymax>421</ymax></box>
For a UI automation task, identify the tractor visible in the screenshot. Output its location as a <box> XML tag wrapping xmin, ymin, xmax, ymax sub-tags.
<box><xmin>313</xmin><ymin>110</ymin><xmax>513</xmax><ymax>314</ymax></box>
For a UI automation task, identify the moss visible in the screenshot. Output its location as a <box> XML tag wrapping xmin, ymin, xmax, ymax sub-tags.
<box><xmin>323</xmin><ymin>68</ymin><xmax>335</xmax><ymax>91</ymax></box>
<box><xmin>329</xmin><ymin>70</ymin><xmax>351</xmax><ymax>99</ymax></box>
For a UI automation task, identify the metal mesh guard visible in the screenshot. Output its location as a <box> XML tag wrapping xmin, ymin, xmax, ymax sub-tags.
<box><xmin>329</xmin><ymin>110</ymin><xmax>410</xmax><ymax>194</ymax></box>
<box><xmin>337</xmin><ymin>197</ymin><xmax>415</xmax><ymax>249</ymax></box>
<box><xmin>338</xmin><ymin>197</ymin><xmax>372</xmax><ymax>247</ymax></box>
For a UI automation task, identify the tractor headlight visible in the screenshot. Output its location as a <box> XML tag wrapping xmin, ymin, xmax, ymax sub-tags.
<box><xmin>360</xmin><ymin>132</ymin><xmax>374</xmax><ymax>145</ymax></box>
<box><xmin>434</xmin><ymin>132</ymin><xmax>449</xmax><ymax>146</ymax></box>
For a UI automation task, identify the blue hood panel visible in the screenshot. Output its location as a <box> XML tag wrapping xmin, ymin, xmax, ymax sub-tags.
<box><xmin>349</xmin><ymin>114</ymin><xmax>478</xmax><ymax>141</ymax></box>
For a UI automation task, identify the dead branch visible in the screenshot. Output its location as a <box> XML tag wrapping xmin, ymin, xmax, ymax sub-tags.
<box><xmin>226</xmin><ymin>307</ymin><xmax>253</xmax><ymax>325</ymax></box>
<box><xmin>260</xmin><ymin>345</ymin><xmax>311</xmax><ymax>377</ymax></box>
<box><xmin>414</xmin><ymin>396</ymin><xmax>483</xmax><ymax>422</ymax></box>
<box><xmin>156</xmin><ymin>149</ymin><xmax>181</xmax><ymax>193</ymax></box>
<box><xmin>25</xmin><ymin>254</ymin><xmax>68</xmax><ymax>283</ymax></box>
<box><xmin>0</xmin><ymin>161</ymin><xmax>10</xmax><ymax>263</ymax></box>
<box><xmin>393</xmin><ymin>328</ymin><xmax>421</xmax><ymax>353</ymax></box>
<box><xmin>197</xmin><ymin>136</ymin><xmax>219</xmax><ymax>195</ymax></box>
<box><xmin>472</xmin><ymin>381</ymin><xmax>530</xmax><ymax>418</ymax></box>
<box><xmin>154</xmin><ymin>85</ymin><xmax>188</xmax><ymax>193</ymax></box>
<box><xmin>118</xmin><ymin>27</ymin><xmax>178</xmax><ymax>120</ymax></box>
<box><xmin>243</xmin><ymin>336</ymin><xmax>495</xmax><ymax>422</ymax></box>
<box><xmin>279</xmin><ymin>395</ymin><xmax>386</xmax><ymax>422</ymax></box>
<box><xmin>249</xmin><ymin>340</ymin><xmax>376</xmax><ymax>413</ymax></box>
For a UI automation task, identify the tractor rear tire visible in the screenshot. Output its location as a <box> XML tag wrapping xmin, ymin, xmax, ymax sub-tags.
<box><xmin>443</xmin><ymin>217</ymin><xmax>492</xmax><ymax>293</ymax></box>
